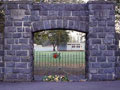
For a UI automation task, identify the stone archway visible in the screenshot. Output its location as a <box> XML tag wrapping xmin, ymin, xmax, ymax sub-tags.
<box><xmin>2</xmin><ymin>1</ymin><xmax>117</xmax><ymax>81</ymax></box>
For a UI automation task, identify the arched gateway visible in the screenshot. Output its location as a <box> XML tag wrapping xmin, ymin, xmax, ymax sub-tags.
<box><xmin>0</xmin><ymin>1</ymin><xmax>119</xmax><ymax>81</ymax></box>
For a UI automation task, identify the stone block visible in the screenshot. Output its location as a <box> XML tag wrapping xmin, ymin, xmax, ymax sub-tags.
<box><xmin>97</xmin><ymin>56</ymin><xmax>106</xmax><ymax>62</ymax></box>
<box><xmin>91</xmin><ymin>50</ymin><xmax>102</xmax><ymax>56</ymax></box>
<box><xmin>74</xmin><ymin>21</ymin><xmax>79</xmax><ymax>29</ymax></box>
<box><xmin>6</xmin><ymin>39</ymin><xmax>14</xmax><ymax>44</ymax></box>
<box><xmin>104</xmin><ymin>68</ymin><xmax>115</xmax><ymax>74</ymax></box>
<box><xmin>31</xmin><ymin>11</ymin><xmax>39</xmax><ymax>16</ymax></box>
<box><xmin>25</xmin><ymin>10</ymin><xmax>31</xmax><ymax>15</ymax></box>
<box><xmin>5</xmin><ymin>27</ymin><xmax>16</xmax><ymax>32</ymax></box>
<box><xmin>43</xmin><ymin>20</ymin><xmax>51</xmax><ymax>29</ymax></box>
<box><xmin>19</xmin><ymin>4</ymin><xmax>28</xmax><ymax>10</ymax></box>
<box><xmin>107</xmin><ymin>45</ymin><xmax>117</xmax><ymax>50</ymax></box>
<box><xmin>107</xmin><ymin>21</ymin><xmax>115</xmax><ymax>26</ymax></box>
<box><xmin>5</xmin><ymin>22</ymin><xmax>13</xmax><ymax>26</ymax></box>
<box><xmin>57</xmin><ymin>20</ymin><xmax>63</xmax><ymax>28</ymax></box>
<box><xmin>7</xmin><ymin>50</ymin><xmax>15</xmax><ymax>56</ymax></box>
<box><xmin>98</xmin><ymin>33</ymin><xmax>106</xmax><ymax>38</ymax></box>
<box><xmin>21</xmin><ymin>45</ymin><xmax>31</xmax><ymax>50</ymax></box>
<box><xmin>92</xmin><ymin>63</ymin><xmax>101</xmax><ymax>68</ymax></box>
<box><xmin>11</xmin><ymin>9</ymin><xmax>25</xmax><ymax>20</ymax></box>
<box><xmin>88</xmin><ymin>57</ymin><xmax>96</xmax><ymax>62</ymax></box>
<box><xmin>0</xmin><ymin>51</ymin><xmax>3</xmax><ymax>56</ymax></box>
<box><xmin>33</xmin><ymin>22</ymin><xmax>43</xmax><ymax>31</ymax></box>
<box><xmin>19</xmin><ymin>39</ymin><xmax>28</xmax><ymax>44</ymax></box>
<box><xmin>98</xmin><ymin>21</ymin><xmax>106</xmax><ymax>26</ymax></box>
<box><xmin>6</xmin><ymin>62</ymin><xmax>15</xmax><ymax>67</ymax></box>
<box><xmin>0</xmin><ymin>39</ymin><xmax>3</xmax><ymax>44</ymax></box>
<box><xmin>92</xmin><ymin>74</ymin><xmax>107</xmax><ymax>81</ymax></box>
<box><xmin>103</xmin><ymin>51</ymin><xmax>114</xmax><ymax>56</ymax></box>
<box><xmin>15</xmin><ymin>39</ymin><xmax>19</xmax><ymax>44</ymax></box>
<box><xmin>32</xmin><ymin>4</ymin><xmax>41</xmax><ymax>10</ymax></box>
<box><xmin>0</xmin><ymin>62</ymin><xmax>3</xmax><ymax>67</ymax></box>
<box><xmin>21</xmin><ymin>56</ymin><xmax>32</xmax><ymax>62</ymax></box>
<box><xmin>12</xmin><ymin>56</ymin><xmax>20</xmax><ymax>62</ymax></box>
<box><xmin>4</xmin><ymin>68</ymin><xmax>13</xmax><ymax>73</ymax></box>
<box><xmin>4</xmin><ymin>45</ymin><xmax>11</xmax><ymax>50</ymax></box>
<box><xmin>92</xmin><ymin>39</ymin><xmax>101</xmax><ymax>44</ymax></box>
<box><xmin>101</xmin><ymin>63</ymin><xmax>113</xmax><ymax>68</ymax></box>
<box><xmin>99</xmin><ymin>45</ymin><xmax>106</xmax><ymax>50</ymax></box>
<box><xmin>15</xmin><ymin>62</ymin><xmax>27</xmax><ymax>68</ymax></box>
<box><xmin>14</xmin><ymin>68</ymin><xmax>31</xmax><ymax>74</ymax></box>
<box><xmin>18</xmin><ymin>74</ymin><xmax>28</xmax><ymax>80</ymax></box>
<box><xmin>5</xmin><ymin>73</ymin><xmax>17</xmax><ymax>80</ymax></box>
<box><xmin>103</xmin><ymin>39</ymin><xmax>113</xmax><ymax>44</ymax></box>
<box><xmin>23</xmin><ymin>33</ymin><xmax>31</xmax><ymax>38</ymax></box>
<box><xmin>7</xmin><ymin>4</ymin><xmax>18</xmax><ymax>9</ymax></box>
<box><xmin>39</xmin><ymin>11</ymin><xmax>48</xmax><ymax>16</ymax></box>
<box><xmin>115</xmin><ymin>51</ymin><xmax>120</xmax><ymax>56</ymax></box>
<box><xmin>89</xmin><ymin>21</ymin><xmax>97</xmax><ymax>27</ymax></box>
<box><xmin>13</xmin><ymin>33</ymin><xmax>22</xmax><ymax>38</ymax></box>
<box><xmin>5</xmin><ymin>10</ymin><xmax>10</xmax><ymax>15</ymax></box>
<box><xmin>16</xmin><ymin>51</ymin><xmax>27</xmax><ymax>56</ymax></box>
<box><xmin>88</xmin><ymin>45</ymin><xmax>98</xmax><ymax>50</ymax></box>
<box><xmin>17</xmin><ymin>28</ymin><xmax>23</xmax><ymax>32</ymax></box>
<box><xmin>12</xmin><ymin>45</ymin><xmax>21</xmax><ymax>50</ymax></box>
<box><xmin>31</xmin><ymin>16</ymin><xmax>40</xmax><ymax>21</ymax></box>
<box><xmin>22</xmin><ymin>16</ymin><xmax>31</xmax><ymax>22</ymax></box>
<box><xmin>4</xmin><ymin>56</ymin><xmax>13</xmax><ymax>61</ymax></box>
<box><xmin>89</xmin><ymin>69</ymin><xmax>97</xmax><ymax>74</ymax></box>
<box><xmin>108</xmin><ymin>56</ymin><xmax>116</xmax><ymax>62</ymax></box>
<box><xmin>24</xmin><ymin>22</ymin><xmax>31</xmax><ymax>26</ymax></box>
<box><xmin>49</xmin><ymin>11</ymin><xmax>58</xmax><ymax>16</ymax></box>
<box><xmin>14</xmin><ymin>22</ymin><xmax>22</xmax><ymax>26</ymax></box>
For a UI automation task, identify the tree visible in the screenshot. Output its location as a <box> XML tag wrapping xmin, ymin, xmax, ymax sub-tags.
<box><xmin>34</xmin><ymin>30</ymin><xmax>70</xmax><ymax>51</ymax></box>
<box><xmin>0</xmin><ymin>2</ymin><xmax>4</xmax><ymax>33</ymax></box>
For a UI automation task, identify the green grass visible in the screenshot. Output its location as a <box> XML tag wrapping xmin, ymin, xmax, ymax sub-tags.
<box><xmin>34</xmin><ymin>51</ymin><xmax>85</xmax><ymax>64</ymax></box>
<box><xmin>34</xmin><ymin>51</ymin><xmax>86</xmax><ymax>76</ymax></box>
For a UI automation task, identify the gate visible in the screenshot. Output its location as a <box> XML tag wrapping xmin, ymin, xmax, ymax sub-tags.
<box><xmin>34</xmin><ymin>30</ymin><xmax>86</xmax><ymax>81</ymax></box>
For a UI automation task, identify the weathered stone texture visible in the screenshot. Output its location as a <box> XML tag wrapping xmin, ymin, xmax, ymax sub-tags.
<box><xmin>0</xmin><ymin>1</ymin><xmax>118</xmax><ymax>81</ymax></box>
<box><xmin>88</xmin><ymin>2</ymin><xmax>116</xmax><ymax>80</ymax></box>
<box><xmin>0</xmin><ymin>31</ymin><xmax>4</xmax><ymax>81</ymax></box>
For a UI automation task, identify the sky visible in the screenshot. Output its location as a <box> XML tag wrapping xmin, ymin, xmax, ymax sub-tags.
<box><xmin>83</xmin><ymin>0</ymin><xmax>89</xmax><ymax>2</ymax></box>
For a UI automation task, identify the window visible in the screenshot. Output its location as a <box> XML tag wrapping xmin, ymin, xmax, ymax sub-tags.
<box><xmin>72</xmin><ymin>45</ymin><xmax>75</xmax><ymax>48</ymax></box>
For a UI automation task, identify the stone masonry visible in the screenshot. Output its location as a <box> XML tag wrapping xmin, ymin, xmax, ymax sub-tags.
<box><xmin>0</xmin><ymin>31</ymin><xmax>3</xmax><ymax>81</ymax></box>
<box><xmin>0</xmin><ymin>1</ymin><xmax>118</xmax><ymax>81</ymax></box>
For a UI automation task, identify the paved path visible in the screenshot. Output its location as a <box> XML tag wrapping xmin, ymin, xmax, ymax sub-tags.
<box><xmin>0</xmin><ymin>81</ymin><xmax>120</xmax><ymax>90</ymax></box>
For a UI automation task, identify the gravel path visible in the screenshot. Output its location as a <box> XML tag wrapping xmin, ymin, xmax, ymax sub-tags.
<box><xmin>0</xmin><ymin>81</ymin><xmax>120</xmax><ymax>90</ymax></box>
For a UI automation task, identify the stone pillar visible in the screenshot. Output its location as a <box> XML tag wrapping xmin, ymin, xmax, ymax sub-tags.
<box><xmin>116</xmin><ymin>34</ymin><xmax>120</xmax><ymax>79</ymax></box>
<box><xmin>4</xmin><ymin>2</ymin><xmax>33</xmax><ymax>81</ymax></box>
<box><xmin>0</xmin><ymin>3</ymin><xmax>4</xmax><ymax>81</ymax></box>
<box><xmin>87</xmin><ymin>1</ymin><xmax>116</xmax><ymax>80</ymax></box>
<box><xmin>0</xmin><ymin>31</ymin><xmax>4</xmax><ymax>81</ymax></box>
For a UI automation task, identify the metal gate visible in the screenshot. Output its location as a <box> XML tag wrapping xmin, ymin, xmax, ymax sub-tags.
<box><xmin>34</xmin><ymin>51</ymin><xmax>85</xmax><ymax>81</ymax></box>
<box><xmin>33</xmin><ymin>30</ymin><xmax>86</xmax><ymax>81</ymax></box>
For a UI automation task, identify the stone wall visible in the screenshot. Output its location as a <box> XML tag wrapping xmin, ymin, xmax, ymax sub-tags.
<box><xmin>88</xmin><ymin>1</ymin><xmax>116</xmax><ymax>80</ymax></box>
<box><xmin>0</xmin><ymin>31</ymin><xmax>3</xmax><ymax>81</ymax></box>
<box><xmin>4</xmin><ymin>2</ymin><xmax>33</xmax><ymax>81</ymax></box>
<box><xmin>115</xmin><ymin>34</ymin><xmax>120</xmax><ymax>79</ymax></box>
<box><xmin>0</xmin><ymin>1</ymin><xmax>117</xmax><ymax>81</ymax></box>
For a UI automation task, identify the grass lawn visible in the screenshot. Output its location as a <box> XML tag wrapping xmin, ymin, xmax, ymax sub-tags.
<box><xmin>34</xmin><ymin>51</ymin><xmax>85</xmax><ymax>76</ymax></box>
<box><xmin>34</xmin><ymin>51</ymin><xmax>85</xmax><ymax>67</ymax></box>
<box><xmin>34</xmin><ymin>51</ymin><xmax>85</xmax><ymax>64</ymax></box>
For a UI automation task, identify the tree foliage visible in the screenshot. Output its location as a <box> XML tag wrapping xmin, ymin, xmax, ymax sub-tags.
<box><xmin>34</xmin><ymin>30</ymin><xmax>70</xmax><ymax>51</ymax></box>
<box><xmin>0</xmin><ymin>2</ymin><xmax>4</xmax><ymax>33</ymax></box>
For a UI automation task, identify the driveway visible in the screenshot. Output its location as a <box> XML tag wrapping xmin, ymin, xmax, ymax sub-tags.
<box><xmin>0</xmin><ymin>81</ymin><xmax>120</xmax><ymax>90</ymax></box>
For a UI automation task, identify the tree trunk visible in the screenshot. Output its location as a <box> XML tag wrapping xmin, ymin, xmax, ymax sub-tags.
<box><xmin>53</xmin><ymin>45</ymin><xmax>56</xmax><ymax>51</ymax></box>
